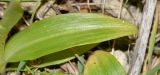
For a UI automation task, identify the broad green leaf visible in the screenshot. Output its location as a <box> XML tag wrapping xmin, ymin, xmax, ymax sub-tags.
<box><xmin>84</xmin><ymin>50</ymin><xmax>127</xmax><ymax>75</ymax></box>
<box><xmin>34</xmin><ymin>44</ymin><xmax>97</xmax><ymax>68</ymax></box>
<box><xmin>147</xmin><ymin>64</ymin><xmax>160</xmax><ymax>75</ymax></box>
<box><xmin>4</xmin><ymin>13</ymin><xmax>137</xmax><ymax>62</ymax></box>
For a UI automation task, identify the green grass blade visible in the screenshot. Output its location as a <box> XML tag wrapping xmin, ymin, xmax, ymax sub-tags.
<box><xmin>147</xmin><ymin>64</ymin><xmax>160</xmax><ymax>75</ymax></box>
<box><xmin>145</xmin><ymin>9</ymin><xmax>158</xmax><ymax>72</ymax></box>
<box><xmin>16</xmin><ymin>61</ymin><xmax>26</xmax><ymax>75</ymax></box>
<box><xmin>4</xmin><ymin>13</ymin><xmax>137</xmax><ymax>62</ymax></box>
<box><xmin>84</xmin><ymin>50</ymin><xmax>127</xmax><ymax>75</ymax></box>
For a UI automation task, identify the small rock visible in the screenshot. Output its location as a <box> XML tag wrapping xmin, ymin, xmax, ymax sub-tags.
<box><xmin>7</xmin><ymin>72</ymin><xmax>16</xmax><ymax>75</ymax></box>
<box><xmin>112</xmin><ymin>50</ymin><xmax>129</xmax><ymax>72</ymax></box>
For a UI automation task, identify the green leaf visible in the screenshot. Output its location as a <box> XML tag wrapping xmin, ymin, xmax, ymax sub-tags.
<box><xmin>16</xmin><ymin>61</ymin><xmax>26</xmax><ymax>75</ymax></box>
<box><xmin>145</xmin><ymin>8</ymin><xmax>158</xmax><ymax>71</ymax></box>
<box><xmin>34</xmin><ymin>44</ymin><xmax>97</xmax><ymax>68</ymax></box>
<box><xmin>0</xmin><ymin>0</ymin><xmax>23</xmax><ymax>48</ymax></box>
<box><xmin>0</xmin><ymin>0</ymin><xmax>23</xmax><ymax>40</ymax></box>
<box><xmin>4</xmin><ymin>13</ymin><xmax>137</xmax><ymax>62</ymax></box>
<box><xmin>77</xmin><ymin>55</ymin><xmax>85</xmax><ymax>74</ymax></box>
<box><xmin>0</xmin><ymin>0</ymin><xmax>23</xmax><ymax>72</ymax></box>
<box><xmin>84</xmin><ymin>50</ymin><xmax>127</xmax><ymax>75</ymax></box>
<box><xmin>147</xmin><ymin>64</ymin><xmax>160</xmax><ymax>75</ymax></box>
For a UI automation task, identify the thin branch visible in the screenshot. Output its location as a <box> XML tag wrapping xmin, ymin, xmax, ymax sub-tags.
<box><xmin>129</xmin><ymin>0</ymin><xmax>157</xmax><ymax>75</ymax></box>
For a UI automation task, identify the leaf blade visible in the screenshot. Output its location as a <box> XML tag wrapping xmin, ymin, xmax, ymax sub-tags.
<box><xmin>34</xmin><ymin>44</ymin><xmax>97</xmax><ymax>68</ymax></box>
<box><xmin>0</xmin><ymin>0</ymin><xmax>23</xmax><ymax>71</ymax></box>
<box><xmin>84</xmin><ymin>50</ymin><xmax>127</xmax><ymax>75</ymax></box>
<box><xmin>0</xmin><ymin>0</ymin><xmax>23</xmax><ymax>37</ymax></box>
<box><xmin>4</xmin><ymin>13</ymin><xmax>137</xmax><ymax>62</ymax></box>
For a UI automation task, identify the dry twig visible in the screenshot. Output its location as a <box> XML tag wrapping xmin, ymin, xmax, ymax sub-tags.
<box><xmin>129</xmin><ymin>0</ymin><xmax>157</xmax><ymax>75</ymax></box>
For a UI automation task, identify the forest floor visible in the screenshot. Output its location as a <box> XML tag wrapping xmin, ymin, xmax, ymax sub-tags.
<box><xmin>0</xmin><ymin>0</ymin><xmax>160</xmax><ymax>75</ymax></box>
